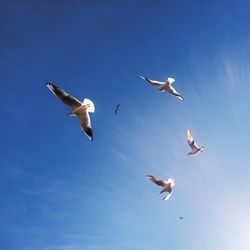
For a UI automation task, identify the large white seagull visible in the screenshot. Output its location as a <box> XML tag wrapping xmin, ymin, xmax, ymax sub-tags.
<box><xmin>147</xmin><ymin>175</ymin><xmax>175</xmax><ymax>201</ymax></box>
<box><xmin>187</xmin><ymin>129</ymin><xmax>204</xmax><ymax>155</ymax></box>
<box><xmin>140</xmin><ymin>76</ymin><xmax>184</xmax><ymax>100</ymax></box>
<box><xmin>47</xmin><ymin>83</ymin><xmax>95</xmax><ymax>141</ymax></box>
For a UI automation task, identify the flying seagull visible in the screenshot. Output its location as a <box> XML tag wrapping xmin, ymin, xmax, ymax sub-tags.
<box><xmin>187</xmin><ymin>129</ymin><xmax>204</xmax><ymax>155</ymax></box>
<box><xmin>140</xmin><ymin>75</ymin><xmax>184</xmax><ymax>100</ymax></box>
<box><xmin>147</xmin><ymin>175</ymin><xmax>175</xmax><ymax>200</ymax></box>
<box><xmin>46</xmin><ymin>83</ymin><xmax>95</xmax><ymax>141</ymax></box>
<box><xmin>115</xmin><ymin>104</ymin><xmax>120</xmax><ymax>114</ymax></box>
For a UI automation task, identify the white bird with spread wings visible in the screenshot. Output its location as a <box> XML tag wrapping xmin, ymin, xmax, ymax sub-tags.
<box><xmin>147</xmin><ymin>175</ymin><xmax>175</xmax><ymax>201</ymax></box>
<box><xmin>187</xmin><ymin>129</ymin><xmax>204</xmax><ymax>155</ymax></box>
<box><xmin>140</xmin><ymin>76</ymin><xmax>184</xmax><ymax>100</ymax></box>
<box><xmin>46</xmin><ymin>83</ymin><xmax>95</xmax><ymax>141</ymax></box>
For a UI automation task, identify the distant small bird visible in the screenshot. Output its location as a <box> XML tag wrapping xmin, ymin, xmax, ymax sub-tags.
<box><xmin>187</xmin><ymin>129</ymin><xmax>204</xmax><ymax>155</ymax></box>
<box><xmin>179</xmin><ymin>217</ymin><xmax>184</xmax><ymax>220</ymax></box>
<box><xmin>140</xmin><ymin>75</ymin><xmax>184</xmax><ymax>100</ymax></box>
<box><xmin>115</xmin><ymin>104</ymin><xmax>120</xmax><ymax>114</ymax></box>
<box><xmin>147</xmin><ymin>175</ymin><xmax>175</xmax><ymax>200</ymax></box>
<box><xmin>46</xmin><ymin>83</ymin><xmax>95</xmax><ymax>141</ymax></box>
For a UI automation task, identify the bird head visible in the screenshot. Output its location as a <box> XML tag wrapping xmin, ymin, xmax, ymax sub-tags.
<box><xmin>168</xmin><ymin>178</ymin><xmax>175</xmax><ymax>186</ymax></box>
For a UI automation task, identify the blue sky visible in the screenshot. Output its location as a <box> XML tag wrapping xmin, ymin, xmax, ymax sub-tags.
<box><xmin>1</xmin><ymin>1</ymin><xmax>250</xmax><ymax>249</ymax></box>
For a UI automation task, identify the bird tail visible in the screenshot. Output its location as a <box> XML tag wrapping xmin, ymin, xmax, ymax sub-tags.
<box><xmin>157</xmin><ymin>89</ymin><xmax>164</xmax><ymax>92</ymax></box>
<box><xmin>67</xmin><ymin>110</ymin><xmax>77</xmax><ymax>116</ymax></box>
<box><xmin>83</xmin><ymin>98</ymin><xmax>95</xmax><ymax>113</ymax></box>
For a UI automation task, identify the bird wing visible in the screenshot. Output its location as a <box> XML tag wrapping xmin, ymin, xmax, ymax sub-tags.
<box><xmin>187</xmin><ymin>129</ymin><xmax>199</xmax><ymax>149</ymax></box>
<box><xmin>168</xmin><ymin>86</ymin><xmax>184</xmax><ymax>100</ymax></box>
<box><xmin>47</xmin><ymin>83</ymin><xmax>82</xmax><ymax>109</ymax></box>
<box><xmin>78</xmin><ymin>111</ymin><xmax>93</xmax><ymax>141</ymax></box>
<box><xmin>115</xmin><ymin>104</ymin><xmax>120</xmax><ymax>114</ymax></box>
<box><xmin>147</xmin><ymin>175</ymin><xmax>167</xmax><ymax>187</ymax></box>
<box><xmin>162</xmin><ymin>190</ymin><xmax>173</xmax><ymax>201</ymax></box>
<box><xmin>140</xmin><ymin>76</ymin><xmax>164</xmax><ymax>87</ymax></box>
<box><xmin>166</xmin><ymin>77</ymin><xmax>175</xmax><ymax>85</ymax></box>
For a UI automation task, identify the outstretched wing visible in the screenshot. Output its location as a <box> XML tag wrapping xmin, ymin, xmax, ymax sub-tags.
<box><xmin>187</xmin><ymin>129</ymin><xmax>199</xmax><ymax>149</ymax></box>
<box><xmin>162</xmin><ymin>190</ymin><xmax>172</xmax><ymax>201</ymax></box>
<box><xmin>140</xmin><ymin>76</ymin><xmax>164</xmax><ymax>87</ymax></box>
<box><xmin>147</xmin><ymin>175</ymin><xmax>167</xmax><ymax>187</ymax></box>
<box><xmin>47</xmin><ymin>83</ymin><xmax>82</xmax><ymax>109</ymax></box>
<box><xmin>168</xmin><ymin>86</ymin><xmax>184</xmax><ymax>100</ymax></box>
<box><xmin>79</xmin><ymin>111</ymin><xmax>93</xmax><ymax>141</ymax></box>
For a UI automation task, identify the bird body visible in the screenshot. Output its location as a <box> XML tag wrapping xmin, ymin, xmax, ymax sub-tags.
<box><xmin>46</xmin><ymin>83</ymin><xmax>95</xmax><ymax>141</ymax></box>
<box><xmin>147</xmin><ymin>175</ymin><xmax>175</xmax><ymax>200</ymax></box>
<box><xmin>140</xmin><ymin>76</ymin><xmax>184</xmax><ymax>100</ymax></box>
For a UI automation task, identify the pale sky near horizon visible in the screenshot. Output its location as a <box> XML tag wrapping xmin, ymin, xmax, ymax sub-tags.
<box><xmin>1</xmin><ymin>1</ymin><xmax>250</xmax><ymax>250</ymax></box>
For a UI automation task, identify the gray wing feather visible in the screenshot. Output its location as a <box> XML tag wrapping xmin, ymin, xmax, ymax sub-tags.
<box><xmin>47</xmin><ymin>83</ymin><xmax>82</xmax><ymax>109</ymax></box>
<box><xmin>147</xmin><ymin>175</ymin><xmax>166</xmax><ymax>187</ymax></box>
<box><xmin>140</xmin><ymin>76</ymin><xmax>164</xmax><ymax>87</ymax></box>
<box><xmin>79</xmin><ymin>111</ymin><xmax>93</xmax><ymax>141</ymax></box>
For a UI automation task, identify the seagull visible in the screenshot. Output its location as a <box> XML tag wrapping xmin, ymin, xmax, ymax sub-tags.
<box><xmin>187</xmin><ymin>129</ymin><xmax>204</xmax><ymax>155</ymax></box>
<box><xmin>140</xmin><ymin>75</ymin><xmax>184</xmax><ymax>100</ymax></box>
<box><xmin>147</xmin><ymin>175</ymin><xmax>175</xmax><ymax>200</ymax></box>
<box><xmin>179</xmin><ymin>217</ymin><xmax>184</xmax><ymax>220</ymax></box>
<box><xmin>115</xmin><ymin>104</ymin><xmax>120</xmax><ymax>114</ymax></box>
<box><xmin>46</xmin><ymin>83</ymin><xmax>95</xmax><ymax>141</ymax></box>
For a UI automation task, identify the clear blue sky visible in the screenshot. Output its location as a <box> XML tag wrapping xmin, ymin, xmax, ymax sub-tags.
<box><xmin>1</xmin><ymin>1</ymin><xmax>250</xmax><ymax>249</ymax></box>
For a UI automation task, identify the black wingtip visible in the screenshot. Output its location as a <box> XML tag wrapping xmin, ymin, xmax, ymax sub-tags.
<box><xmin>46</xmin><ymin>82</ymin><xmax>52</xmax><ymax>89</ymax></box>
<box><xmin>85</xmin><ymin>127</ymin><xmax>93</xmax><ymax>141</ymax></box>
<box><xmin>140</xmin><ymin>76</ymin><xmax>149</xmax><ymax>82</ymax></box>
<box><xmin>46</xmin><ymin>82</ymin><xmax>56</xmax><ymax>88</ymax></box>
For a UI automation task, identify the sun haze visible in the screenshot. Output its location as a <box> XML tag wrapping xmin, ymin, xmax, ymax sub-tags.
<box><xmin>0</xmin><ymin>1</ymin><xmax>250</xmax><ymax>250</ymax></box>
